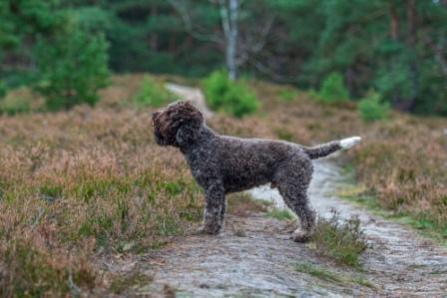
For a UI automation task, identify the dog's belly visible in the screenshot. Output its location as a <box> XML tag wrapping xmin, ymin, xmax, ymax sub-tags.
<box><xmin>222</xmin><ymin>170</ymin><xmax>272</xmax><ymax>193</ymax></box>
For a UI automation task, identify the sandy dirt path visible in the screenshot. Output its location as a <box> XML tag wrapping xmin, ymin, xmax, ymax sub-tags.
<box><xmin>138</xmin><ymin>84</ymin><xmax>447</xmax><ymax>297</ymax></box>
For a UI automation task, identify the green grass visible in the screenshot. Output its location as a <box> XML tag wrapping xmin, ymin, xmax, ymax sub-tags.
<box><xmin>295</xmin><ymin>262</ymin><xmax>375</xmax><ymax>288</ymax></box>
<box><xmin>110</xmin><ymin>272</ymin><xmax>153</xmax><ymax>294</ymax></box>
<box><xmin>295</xmin><ymin>262</ymin><xmax>343</xmax><ymax>283</ymax></box>
<box><xmin>133</xmin><ymin>75</ymin><xmax>177</xmax><ymax>108</ymax></box>
<box><xmin>267</xmin><ymin>208</ymin><xmax>295</xmax><ymax>221</ymax></box>
<box><xmin>274</xmin><ymin>127</ymin><xmax>295</xmax><ymax>141</ymax></box>
<box><xmin>279</xmin><ymin>89</ymin><xmax>299</xmax><ymax>102</ymax></box>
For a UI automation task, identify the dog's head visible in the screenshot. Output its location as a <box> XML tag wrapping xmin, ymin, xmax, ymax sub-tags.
<box><xmin>152</xmin><ymin>100</ymin><xmax>204</xmax><ymax>148</ymax></box>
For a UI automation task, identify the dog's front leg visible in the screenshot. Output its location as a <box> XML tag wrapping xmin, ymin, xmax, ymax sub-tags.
<box><xmin>199</xmin><ymin>182</ymin><xmax>226</xmax><ymax>235</ymax></box>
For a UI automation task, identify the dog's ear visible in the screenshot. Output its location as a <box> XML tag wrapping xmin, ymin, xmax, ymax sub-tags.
<box><xmin>179</xmin><ymin>101</ymin><xmax>203</xmax><ymax>123</ymax></box>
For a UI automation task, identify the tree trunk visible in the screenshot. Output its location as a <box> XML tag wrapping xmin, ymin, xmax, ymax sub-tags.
<box><xmin>389</xmin><ymin>4</ymin><xmax>399</xmax><ymax>41</ymax></box>
<box><xmin>406</xmin><ymin>0</ymin><xmax>419</xmax><ymax>111</ymax></box>
<box><xmin>388</xmin><ymin>2</ymin><xmax>402</xmax><ymax>107</ymax></box>
<box><xmin>220</xmin><ymin>0</ymin><xmax>239</xmax><ymax>80</ymax></box>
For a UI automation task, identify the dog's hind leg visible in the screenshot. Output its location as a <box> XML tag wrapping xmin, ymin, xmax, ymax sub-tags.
<box><xmin>199</xmin><ymin>182</ymin><xmax>226</xmax><ymax>235</ymax></box>
<box><xmin>275</xmin><ymin>157</ymin><xmax>316</xmax><ymax>242</ymax></box>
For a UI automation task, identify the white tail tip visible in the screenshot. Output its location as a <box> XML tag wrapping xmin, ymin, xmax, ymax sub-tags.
<box><xmin>340</xmin><ymin>136</ymin><xmax>362</xmax><ymax>149</ymax></box>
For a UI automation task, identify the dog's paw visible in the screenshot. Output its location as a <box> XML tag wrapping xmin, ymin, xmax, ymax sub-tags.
<box><xmin>292</xmin><ymin>229</ymin><xmax>312</xmax><ymax>243</ymax></box>
<box><xmin>340</xmin><ymin>136</ymin><xmax>362</xmax><ymax>149</ymax></box>
<box><xmin>195</xmin><ymin>226</ymin><xmax>220</xmax><ymax>235</ymax></box>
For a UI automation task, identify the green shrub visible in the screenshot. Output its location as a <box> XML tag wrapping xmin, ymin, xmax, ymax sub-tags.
<box><xmin>312</xmin><ymin>210</ymin><xmax>368</xmax><ymax>267</ymax></box>
<box><xmin>134</xmin><ymin>76</ymin><xmax>176</xmax><ymax>108</ymax></box>
<box><xmin>0</xmin><ymin>95</ymin><xmax>31</xmax><ymax>115</ymax></box>
<box><xmin>358</xmin><ymin>91</ymin><xmax>390</xmax><ymax>122</ymax></box>
<box><xmin>202</xmin><ymin>70</ymin><xmax>259</xmax><ymax>118</ymax></box>
<box><xmin>318</xmin><ymin>72</ymin><xmax>349</xmax><ymax>104</ymax></box>
<box><xmin>279</xmin><ymin>89</ymin><xmax>298</xmax><ymax>102</ymax></box>
<box><xmin>0</xmin><ymin>81</ymin><xmax>6</xmax><ymax>98</ymax></box>
<box><xmin>34</xmin><ymin>26</ymin><xmax>109</xmax><ymax>111</ymax></box>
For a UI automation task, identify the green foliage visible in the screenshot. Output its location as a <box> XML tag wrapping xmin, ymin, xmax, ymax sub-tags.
<box><xmin>295</xmin><ymin>262</ymin><xmax>375</xmax><ymax>288</ymax></box>
<box><xmin>279</xmin><ymin>89</ymin><xmax>298</xmax><ymax>102</ymax></box>
<box><xmin>1</xmin><ymin>0</ymin><xmax>447</xmax><ymax>116</ymax></box>
<box><xmin>295</xmin><ymin>262</ymin><xmax>343</xmax><ymax>283</ymax></box>
<box><xmin>203</xmin><ymin>70</ymin><xmax>259</xmax><ymax>118</ymax></box>
<box><xmin>267</xmin><ymin>208</ymin><xmax>294</xmax><ymax>221</ymax></box>
<box><xmin>134</xmin><ymin>76</ymin><xmax>176</xmax><ymax>108</ymax></box>
<box><xmin>358</xmin><ymin>92</ymin><xmax>391</xmax><ymax>122</ymax></box>
<box><xmin>0</xmin><ymin>95</ymin><xmax>31</xmax><ymax>116</ymax></box>
<box><xmin>110</xmin><ymin>272</ymin><xmax>153</xmax><ymax>295</ymax></box>
<box><xmin>318</xmin><ymin>72</ymin><xmax>349</xmax><ymax>104</ymax></box>
<box><xmin>0</xmin><ymin>81</ymin><xmax>6</xmax><ymax>98</ymax></box>
<box><xmin>34</xmin><ymin>25</ymin><xmax>109</xmax><ymax>111</ymax></box>
<box><xmin>312</xmin><ymin>210</ymin><xmax>368</xmax><ymax>267</ymax></box>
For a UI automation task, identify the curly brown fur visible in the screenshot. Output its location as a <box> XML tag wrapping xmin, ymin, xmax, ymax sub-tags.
<box><xmin>152</xmin><ymin>101</ymin><xmax>360</xmax><ymax>242</ymax></box>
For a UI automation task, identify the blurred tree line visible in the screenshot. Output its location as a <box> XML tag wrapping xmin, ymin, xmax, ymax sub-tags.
<box><xmin>0</xmin><ymin>0</ymin><xmax>446</xmax><ymax>114</ymax></box>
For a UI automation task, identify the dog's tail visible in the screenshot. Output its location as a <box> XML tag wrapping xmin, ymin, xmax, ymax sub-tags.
<box><xmin>303</xmin><ymin>136</ymin><xmax>362</xmax><ymax>160</ymax></box>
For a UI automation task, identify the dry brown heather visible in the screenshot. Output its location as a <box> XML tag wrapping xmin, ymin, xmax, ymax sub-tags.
<box><xmin>0</xmin><ymin>74</ymin><xmax>446</xmax><ymax>295</ymax></box>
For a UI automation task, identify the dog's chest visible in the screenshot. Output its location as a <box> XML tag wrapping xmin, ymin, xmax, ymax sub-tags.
<box><xmin>184</xmin><ymin>148</ymin><xmax>217</xmax><ymax>186</ymax></box>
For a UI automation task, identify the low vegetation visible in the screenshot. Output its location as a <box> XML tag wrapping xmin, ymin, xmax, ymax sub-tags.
<box><xmin>295</xmin><ymin>262</ymin><xmax>374</xmax><ymax>288</ymax></box>
<box><xmin>202</xmin><ymin>70</ymin><xmax>259</xmax><ymax>118</ymax></box>
<box><xmin>0</xmin><ymin>91</ymin><xmax>203</xmax><ymax>295</ymax></box>
<box><xmin>1</xmin><ymin>73</ymin><xmax>447</xmax><ymax>294</ymax></box>
<box><xmin>34</xmin><ymin>27</ymin><xmax>110</xmax><ymax>111</ymax></box>
<box><xmin>268</xmin><ymin>208</ymin><xmax>295</xmax><ymax>221</ymax></box>
<box><xmin>0</xmin><ymin>94</ymin><xmax>31</xmax><ymax>115</ymax></box>
<box><xmin>312</xmin><ymin>211</ymin><xmax>368</xmax><ymax>267</ymax></box>
<box><xmin>317</xmin><ymin>72</ymin><xmax>350</xmax><ymax>104</ymax></box>
<box><xmin>358</xmin><ymin>91</ymin><xmax>391</xmax><ymax>122</ymax></box>
<box><xmin>133</xmin><ymin>76</ymin><xmax>177</xmax><ymax>108</ymax></box>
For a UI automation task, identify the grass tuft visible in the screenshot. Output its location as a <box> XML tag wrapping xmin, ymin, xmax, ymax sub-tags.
<box><xmin>295</xmin><ymin>262</ymin><xmax>343</xmax><ymax>283</ymax></box>
<box><xmin>295</xmin><ymin>262</ymin><xmax>375</xmax><ymax>288</ymax></box>
<box><xmin>312</xmin><ymin>210</ymin><xmax>368</xmax><ymax>267</ymax></box>
<box><xmin>267</xmin><ymin>208</ymin><xmax>295</xmax><ymax>221</ymax></box>
<box><xmin>110</xmin><ymin>272</ymin><xmax>153</xmax><ymax>294</ymax></box>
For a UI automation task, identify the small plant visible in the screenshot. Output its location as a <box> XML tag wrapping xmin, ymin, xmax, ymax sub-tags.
<box><xmin>268</xmin><ymin>208</ymin><xmax>295</xmax><ymax>221</ymax></box>
<box><xmin>358</xmin><ymin>91</ymin><xmax>390</xmax><ymax>122</ymax></box>
<box><xmin>202</xmin><ymin>70</ymin><xmax>259</xmax><ymax>118</ymax></box>
<box><xmin>295</xmin><ymin>262</ymin><xmax>375</xmax><ymax>288</ymax></box>
<box><xmin>274</xmin><ymin>127</ymin><xmax>294</xmax><ymax>141</ymax></box>
<box><xmin>110</xmin><ymin>272</ymin><xmax>153</xmax><ymax>294</ymax></box>
<box><xmin>134</xmin><ymin>76</ymin><xmax>177</xmax><ymax>108</ymax></box>
<box><xmin>279</xmin><ymin>89</ymin><xmax>298</xmax><ymax>102</ymax></box>
<box><xmin>295</xmin><ymin>262</ymin><xmax>343</xmax><ymax>283</ymax></box>
<box><xmin>0</xmin><ymin>81</ymin><xmax>6</xmax><ymax>98</ymax></box>
<box><xmin>0</xmin><ymin>95</ymin><xmax>31</xmax><ymax>115</ymax></box>
<box><xmin>312</xmin><ymin>210</ymin><xmax>368</xmax><ymax>267</ymax></box>
<box><xmin>318</xmin><ymin>72</ymin><xmax>349</xmax><ymax>104</ymax></box>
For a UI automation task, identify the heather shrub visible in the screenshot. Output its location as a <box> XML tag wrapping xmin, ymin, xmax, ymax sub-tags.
<box><xmin>203</xmin><ymin>70</ymin><xmax>259</xmax><ymax>118</ymax></box>
<box><xmin>318</xmin><ymin>72</ymin><xmax>349</xmax><ymax>104</ymax></box>
<box><xmin>312</xmin><ymin>210</ymin><xmax>368</xmax><ymax>267</ymax></box>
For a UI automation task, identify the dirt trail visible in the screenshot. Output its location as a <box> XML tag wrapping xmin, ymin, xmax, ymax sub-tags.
<box><xmin>141</xmin><ymin>84</ymin><xmax>447</xmax><ymax>297</ymax></box>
